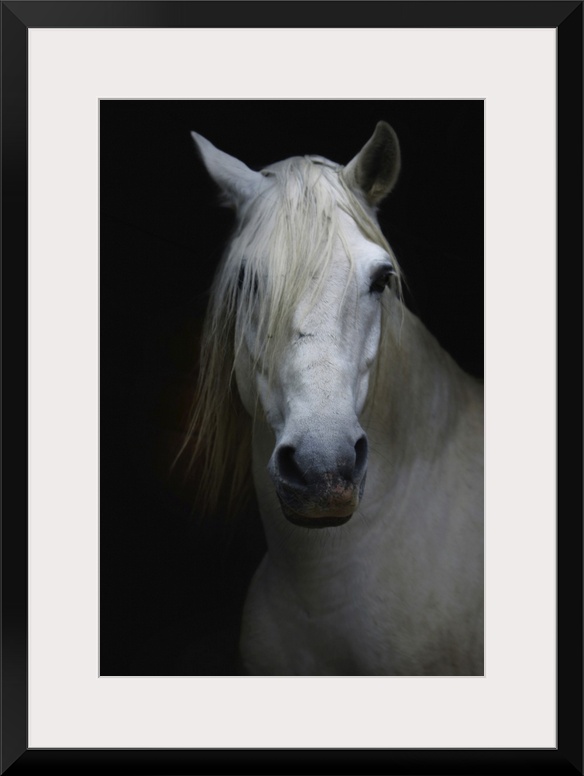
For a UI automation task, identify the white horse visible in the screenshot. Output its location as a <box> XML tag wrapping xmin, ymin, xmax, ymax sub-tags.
<box><xmin>186</xmin><ymin>122</ymin><xmax>484</xmax><ymax>675</ymax></box>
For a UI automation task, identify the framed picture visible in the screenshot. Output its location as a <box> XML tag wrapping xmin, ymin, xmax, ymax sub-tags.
<box><xmin>3</xmin><ymin>1</ymin><xmax>581</xmax><ymax>773</ymax></box>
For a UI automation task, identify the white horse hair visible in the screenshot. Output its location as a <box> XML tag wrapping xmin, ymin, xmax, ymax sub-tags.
<box><xmin>186</xmin><ymin>122</ymin><xmax>484</xmax><ymax>675</ymax></box>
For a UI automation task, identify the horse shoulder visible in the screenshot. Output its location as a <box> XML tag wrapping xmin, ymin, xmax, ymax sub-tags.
<box><xmin>239</xmin><ymin>556</ymin><xmax>287</xmax><ymax>675</ymax></box>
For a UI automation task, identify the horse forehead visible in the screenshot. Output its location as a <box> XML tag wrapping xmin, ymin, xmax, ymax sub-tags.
<box><xmin>335</xmin><ymin>212</ymin><xmax>389</xmax><ymax>264</ymax></box>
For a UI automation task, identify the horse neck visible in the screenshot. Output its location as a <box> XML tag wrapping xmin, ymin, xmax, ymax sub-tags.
<box><xmin>369</xmin><ymin>299</ymin><xmax>477</xmax><ymax>472</ymax></box>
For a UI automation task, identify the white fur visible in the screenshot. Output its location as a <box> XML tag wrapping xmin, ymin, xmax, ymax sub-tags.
<box><xmin>189</xmin><ymin>126</ymin><xmax>483</xmax><ymax>675</ymax></box>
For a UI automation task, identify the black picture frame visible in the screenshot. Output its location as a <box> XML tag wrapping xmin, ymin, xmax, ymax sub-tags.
<box><xmin>2</xmin><ymin>2</ymin><xmax>581</xmax><ymax>774</ymax></box>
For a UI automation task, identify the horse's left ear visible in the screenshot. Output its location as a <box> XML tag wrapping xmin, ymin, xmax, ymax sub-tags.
<box><xmin>342</xmin><ymin>121</ymin><xmax>401</xmax><ymax>205</ymax></box>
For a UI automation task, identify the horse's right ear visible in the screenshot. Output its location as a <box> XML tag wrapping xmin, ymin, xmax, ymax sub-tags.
<box><xmin>342</xmin><ymin>121</ymin><xmax>401</xmax><ymax>205</ymax></box>
<box><xmin>191</xmin><ymin>131</ymin><xmax>265</xmax><ymax>207</ymax></box>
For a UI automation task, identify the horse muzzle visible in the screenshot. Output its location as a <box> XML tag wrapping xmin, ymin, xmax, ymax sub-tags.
<box><xmin>269</xmin><ymin>432</ymin><xmax>368</xmax><ymax>528</ymax></box>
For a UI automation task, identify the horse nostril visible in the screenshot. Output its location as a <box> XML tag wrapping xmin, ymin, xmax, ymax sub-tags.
<box><xmin>354</xmin><ymin>435</ymin><xmax>368</xmax><ymax>479</ymax></box>
<box><xmin>276</xmin><ymin>445</ymin><xmax>307</xmax><ymax>489</ymax></box>
<box><xmin>335</xmin><ymin>434</ymin><xmax>368</xmax><ymax>482</ymax></box>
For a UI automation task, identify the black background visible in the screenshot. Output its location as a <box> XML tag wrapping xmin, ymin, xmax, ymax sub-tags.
<box><xmin>100</xmin><ymin>99</ymin><xmax>484</xmax><ymax>676</ymax></box>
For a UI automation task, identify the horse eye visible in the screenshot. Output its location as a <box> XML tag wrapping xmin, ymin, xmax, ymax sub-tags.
<box><xmin>238</xmin><ymin>265</ymin><xmax>246</xmax><ymax>290</ymax></box>
<box><xmin>237</xmin><ymin>264</ymin><xmax>259</xmax><ymax>294</ymax></box>
<box><xmin>370</xmin><ymin>267</ymin><xmax>394</xmax><ymax>295</ymax></box>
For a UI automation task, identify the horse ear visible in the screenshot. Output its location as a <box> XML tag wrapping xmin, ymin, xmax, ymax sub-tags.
<box><xmin>191</xmin><ymin>131</ymin><xmax>265</xmax><ymax>207</ymax></box>
<box><xmin>342</xmin><ymin>121</ymin><xmax>401</xmax><ymax>205</ymax></box>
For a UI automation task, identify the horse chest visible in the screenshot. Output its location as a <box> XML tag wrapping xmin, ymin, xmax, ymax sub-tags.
<box><xmin>240</xmin><ymin>550</ymin><xmax>396</xmax><ymax>676</ymax></box>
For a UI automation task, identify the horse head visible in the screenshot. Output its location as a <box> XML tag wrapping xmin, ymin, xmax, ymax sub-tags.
<box><xmin>192</xmin><ymin>123</ymin><xmax>401</xmax><ymax>528</ymax></box>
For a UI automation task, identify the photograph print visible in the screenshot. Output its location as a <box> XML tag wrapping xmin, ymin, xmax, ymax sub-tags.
<box><xmin>100</xmin><ymin>99</ymin><xmax>484</xmax><ymax>677</ymax></box>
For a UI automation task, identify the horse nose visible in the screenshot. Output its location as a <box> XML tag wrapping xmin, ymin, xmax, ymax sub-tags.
<box><xmin>275</xmin><ymin>434</ymin><xmax>368</xmax><ymax>489</ymax></box>
<box><xmin>270</xmin><ymin>432</ymin><xmax>368</xmax><ymax>523</ymax></box>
